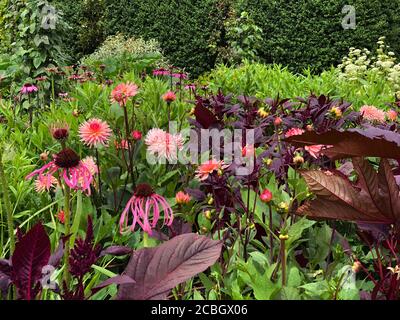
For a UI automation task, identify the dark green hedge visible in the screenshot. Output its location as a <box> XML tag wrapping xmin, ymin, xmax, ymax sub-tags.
<box><xmin>242</xmin><ymin>0</ymin><xmax>400</xmax><ymax>73</ymax></box>
<box><xmin>55</xmin><ymin>0</ymin><xmax>400</xmax><ymax>76</ymax></box>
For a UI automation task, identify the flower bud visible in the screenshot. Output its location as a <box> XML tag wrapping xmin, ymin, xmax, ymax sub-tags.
<box><xmin>274</xmin><ymin>117</ymin><xmax>283</xmax><ymax>126</ymax></box>
<box><xmin>293</xmin><ymin>155</ymin><xmax>304</xmax><ymax>165</ymax></box>
<box><xmin>260</xmin><ymin>189</ymin><xmax>273</xmax><ymax>203</ymax></box>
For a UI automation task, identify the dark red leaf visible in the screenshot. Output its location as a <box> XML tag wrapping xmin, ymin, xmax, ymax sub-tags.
<box><xmin>117</xmin><ymin>233</ymin><xmax>222</xmax><ymax>300</ymax></box>
<box><xmin>11</xmin><ymin>222</ymin><xmax>51</xmax><ymax>300</ymax></box>
<box><xmin>99</xmin><ymin>246</ymin><xmax>132</xmax><ymax>258</ymax></box>
<box><xmin>285</xmin><ymin>127</ymin><xmax>400</xmax><ymax>159</ymax></box>
<box><xmin>194</xmin><ymin>104</ymin><xmax>218</xmax><ymax>129</ymax></box>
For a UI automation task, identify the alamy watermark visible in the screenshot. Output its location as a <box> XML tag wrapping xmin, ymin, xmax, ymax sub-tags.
<box><xmin>145</xmin><ymin>122</ymin><xmax>256</xmax><ymax>177</ymax></box>
<box><xmin>342</xmin><ymin>5</ymin><xmax>356</xmax><ymax>30</ymax></box>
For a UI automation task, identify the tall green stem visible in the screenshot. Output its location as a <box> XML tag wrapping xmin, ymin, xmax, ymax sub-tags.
<box><xmin>122</xmin><ymin>105</ymin><xmax>135</xmax><ymax>184</ymax></box>
<box><xmin>63</xmin><ymin>184</ymin><xmax>71</xmax><ymax>285</ymax></box>
<box><xmin>0</xmin><ymin>147</ymin><xmax>14</xmax><ymax>254</ymax></box>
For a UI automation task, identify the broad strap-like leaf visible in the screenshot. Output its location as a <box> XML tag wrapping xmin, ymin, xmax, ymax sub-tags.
<box><xmin>11</xmin><ymin>222</ymin><xmax>51</xmax><ymax>300</ymax></box>
<box><xmin>298</xmin><ymin>170</ymin><xmax>393</xmax><ymax>223</ymax></box>
<box><xmin>378</xmin><ymin>159</ymin><xmax>400</xmax><ymax>219</ymax></box>
<box><xmin>117</xmin><ymin>233</ymin><xmax>222</xmax><ymax>300</ymax></box>
<box><xmin>285</xmin><ymin>127</ymin><xmax>400</xmax><ymax>160</ymax></box>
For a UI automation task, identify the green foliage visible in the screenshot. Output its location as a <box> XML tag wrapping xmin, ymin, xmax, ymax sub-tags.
<box><xmin>202</xmin><ymin>62</ymin><xmax>398</xmax><ymax>109</ymax></box>
<box><xmin>0</xmin><ymin>0</ymin><xmax>68</xmax><ymax>94</ymax></box>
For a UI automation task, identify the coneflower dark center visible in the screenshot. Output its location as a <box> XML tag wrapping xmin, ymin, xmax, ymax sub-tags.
<box><xmin>134</xmin><ymin>183</ymin><xmax>154</xmax><ymax>197</ymax></box>
<box><xmin>54</xmin><ymin>148</ymin><xmax>80</xmax><ymax>168</ymax></box>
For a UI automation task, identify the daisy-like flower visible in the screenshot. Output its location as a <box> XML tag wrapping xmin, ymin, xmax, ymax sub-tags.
<box><xmin>34</xmin><ymin>174</ymin><xmax>58</xmax><ymax>193</ymax></box>
<box><xmin>387</xmin><ymin>109</ymin><xmax>398</xmax><ymax>122</ymax></box>
<box><xmin>195</xmin><ymin>159</ymin><xmax>229</xmax><ymax>181</ymax></box>
<box><xmin>304</xmin><ymin>145</ymin><xmax>326</xmax><ymax>159</ymax></box>
<box><xmin>285</xmin><ymin>128</ymin><xmax>305</xmax><ymax>138</ymax></box>
<box><xmin>56</xmin><ymin>210</ymin><xmax>65</xmax><ymax>224</ymax></box>
<box><xmin>119</xmin><ymin>183</ymin><xmax>174</xmax><ymax>235</ymax></box>
<box><xmin>360</xmin><ymin>105</ymin><xmax>385</xmax><ymax>123</ymax></box>
<box><xmin>162</xmin><ymin>91</ymin><xmax>177</xmax><ymax>103</ymax></box>
<box><xmin>111</xmin><ymin>82</ymin><xmax>139</xmax><ymax>106</ymax></box>
<box><xmin>175</xmin><ymin>191</ymin><xmax>191</xmax><ymax>205</ymax></box>
<box><xmin>79</xmin><ymin>118</ymin><xmax>112</xmax><ymax>148</ymax></box>
<box><xmin>20</xmin><ymin>83</ymin><xmax>38</xmax><ymax>95</ymax></box>
<box><xmin>26</xmin><ymin>148</ymin><xmax>94</xmax><ymax>194</ymax></box>
<box><xmin>81</xmin><ymin>156</ymin><xmax>98</xmax><ymax>175</ymax></box>
<box><xmin>145</xmin><ymin>128</ymin><xmax>184</xmax><ymax>162</ymax></box>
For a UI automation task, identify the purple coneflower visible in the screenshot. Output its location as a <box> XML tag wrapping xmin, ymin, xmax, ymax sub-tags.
<box><xmin>152</xmin><ymin>68</ymin><xmax>170</xmax><ymax>76</ymax></box>
<box><xmin>119</xmin><ymin>183</ymin><xmax>174</xmax><ymax>235</ymax></box>
<box><xmin>26</xmin><ymin>148</ymin><xmax>94</xmax><ymax>194</ymax></box>
<box><xmin>20</xmin><ymin>83</ymin><xmax>38</xmax><ymax>95</ymax></box>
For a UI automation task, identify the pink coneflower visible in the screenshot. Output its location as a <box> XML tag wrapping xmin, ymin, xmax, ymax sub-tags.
<box><xmin>152</xmin><ymin>68</ymin><xmax>170</xmax><ymax>76</ymax></box>
<box><xmin>145</xmin><ymin>128</ymin><xmax>184</xmax><ymax>162</ymax></box>
<box><xmin>175</xmin><ymin>191</ymin><xmax>191</xmax><ymax>205</ymax></box>
<box><xmin>68</xmin><ymin>74</ymin><xmax>82</xmax><ymax>81</ymax></box>
<box><xmin>132</xmin><ymin>130</ymin><xmax>142</xmax><ymax>141</ymax></box>
<box><xmin>360</xmin><ymin>105</ymin><xmax>385</xmax><ymax>123</ymax></box>
<box><xmin>26</xmin><ymin>148</ymin><xmax>94</xmax><ymax>194</ymax></box>
<box><xmin>285</xmin><ymin>128</ymin><xmax>305</xmax><ymax>138</ymax></box>
<box><xmin>34</xmin><ymin>174</ymin><xmax>58</xmax><ymax>193</ymax></box>
<box><xmin>171</xmin><ymin>73</ymin><xmax>188</xmax><ymax>80</ymax></box>
<box><xmin>185</xmin><ymin>84</ymin><xmax>196</xmax><ymax>91</ymax></box>
<box><xmin>20</xmin><ymin>83</ymin><xmax>38</xmax><ymax>95</ymax></box>
<box><xmin>119</xmin><ymin>183</ymin><xmax>173</xmax><ymax>235</ymax></box>
<box><xmin>195</xmin><ymin>159</ymin><xmax>229</xmax><ymax>181</ymax></box>
<box><xmin>387</xmin><ymin>110</ymin><xmax>398</xmax><ymax>122</ymax></box>
<box><xmin>35</xmin><ymin>76</ymin><xmax>47</xmax><ymax>82</ymax></box>
<box><xmin>162</xmin><ymin>91</ymin><xmax>177</xmax><ymax>103</ymax></box>
<box><xmin>79</xmin><ymin>118</ymin><xmax>112</xmax><ymax>148</ymax></box>
<box><xmin>111</xmin><ymin>82</ymin><xmax>139</xmax><ymax>106</ymax></box>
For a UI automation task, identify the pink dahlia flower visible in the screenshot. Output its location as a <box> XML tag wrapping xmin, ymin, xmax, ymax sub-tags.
<box><xmin>111</xmin><ymin>82</ymin><xmax>139</xmax><ymax>106</ymax></box>
<box><xmin>360</xmin><ymin>105</ymin><xmax>385</xmax><ymax>123</ymax></box>
<box><xmin>34</xmin><ymin>174</ymin><xmax>58</xmax><ymax>193</ymax></box>
<box><xmin>81</xmin><ymin>156</ymin><xmax>98</xmax><ymax>175</ymax></box>
<box><xmin>175</xmin><ymin>191</ymin><xmax>191</xmax><ymax>205</ymax></box>
<box><xmin>195</xmin><ymin>159</ymin><xmax>229</xmax><ymax>181</ymax></box>
<box><xmin>26</xmin><ymin>148</ymin><xmax>94</xmax><ymax>194</ymax></box>
<box><xmin>387</xmin><ymin>109</ymin><xmax>398</xmax><ymax>122</ymax></box>
<box><xmin>119</xmin><ymin>183</ymin><xmax>173</xmax><ymax>235</ymax></box>
<box><xmin>285</xmin><ymin>128</ymin><xmax>305</xmax><ymax>138</ymax></box>
<box><xmin>20</xmin><ymin>83</ymin><xmax>38</xmax><ymax>95</ymax></box>
<box><xmin>162</xmin><ymin>91</ymin><xmax>177</xmax><ymax>103</ymax></box>
<box><xmin>145</xmin><ymin>128</ymin><xmax>184</xmax><ymax>162</ymax></box>
<box><xmin>79</xmin><ymin>118</ymin><xmax>112</xmax><ymax>148</ymax></box>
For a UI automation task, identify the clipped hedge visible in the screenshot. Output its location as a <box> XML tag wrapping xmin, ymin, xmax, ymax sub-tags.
<box><xmin>242</xmin><ymin>0</ymin><xmax>400</xmax><ymax>73</ymax></box>
<box><xmin>56</xmin><ymin>0</ymin><xmax>400</xmax><ymax>76</ymax></box>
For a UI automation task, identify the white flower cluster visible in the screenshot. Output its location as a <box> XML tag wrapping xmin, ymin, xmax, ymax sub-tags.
<box><xmin>338</xmin><ymin>37</ymin><xmax>400</xmax><ymax>91</ymax></box>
